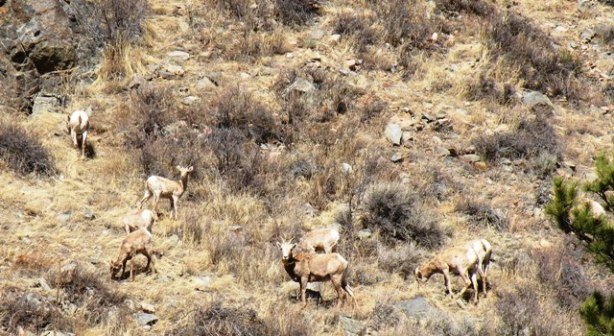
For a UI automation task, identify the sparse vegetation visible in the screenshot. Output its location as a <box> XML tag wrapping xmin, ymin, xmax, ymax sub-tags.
<box><xmin>580</xmin><ymin>291</ymin><xmax>614</xmax><ymax>336</ymax></box>
<box><xmin>0</xmin><ymin>123</ymin><xmax>55</xmax><ymax>176</ymax></box>
<box><xmin>455</xmin><ymin>199</ymin><xmax>508</xmax><ymax>231</ymax></box>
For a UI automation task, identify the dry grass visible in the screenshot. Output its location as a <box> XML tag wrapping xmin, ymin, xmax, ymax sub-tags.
<box><xmin>1</xmin><ymin>0</ymin><xmax>613</xmax><ymax>334</ymax></box>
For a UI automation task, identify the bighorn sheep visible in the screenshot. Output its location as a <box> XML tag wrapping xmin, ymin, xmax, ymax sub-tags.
<box><xmin>414</xmin><ymin>241</ymin><xmax>482</xmax><ymax>304</ymax></box>
<box><xmin>277</xmin><ymin>239</ymin><xmax>356</xmax><ymax>309</ymax></box>
<box><xmin>297</xmin><ymin>227</ymin><xmax>340</xmax><ymax>253</ymax></box>
<box><xmin>138</xmin><ymin>165</ymin><xmax>194</xmax><ymax>219</ymax></box>
<box><xmin>66</xmin><ymin>108</ymin><xmax>90</xmax><ymax>158</ymax></box>
<box><xmin>123</xmin><ymin>209</ymin><xmax>157</xmax><ymax>234</ymax></box>
<box><xmin>469</xmin><ymin>239</ymin><xmax>493</xmax><ymax>297</ymax></box>
<box><xmin>110</xmin><ymin>228</ymin><xmax>157</xmax><ymax>281</ymax></box>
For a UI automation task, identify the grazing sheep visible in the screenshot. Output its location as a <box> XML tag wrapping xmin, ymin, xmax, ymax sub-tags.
<box><xmin>469</xmin><ymin>239</ymin><xmax>493</xmax><ymax>297</ymax></box>
<box><xmin>414</xmin><ymin>242</ymin><xmax>481</xmax><ymax>304</ymax></box>
<box><xmin>277</xmin><ymin>239</ymin><xmax>356</xmax><ymax>309</ymax></box>
<box><xmin>66</xmin><ymin>107</ymin><xmax>90</xmax><ymax>158</ymax></box>
<box><xmin>110</xmin><ymin>228</ymin><xmax>157</xmax><ymax>281</ymax></box>
<box><xmin>138</xmin><ymin>165</ymin><xmax>194</xmax><ymax>219</ymax></box>
<box><xmin>123</xmin><ymin>209</ymin><xmax>157</xmax><ymax>234</ymax></box>
<box><xmin>297</xmin><ymin>227</ymin><xmax>340</xmax><ymax>254</ymax></box>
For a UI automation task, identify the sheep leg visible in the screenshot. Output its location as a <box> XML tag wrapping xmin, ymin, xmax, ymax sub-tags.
<box><xmin>300</xmin><ymin>277</ymin><xmax>308</xmax><ymax>308</ymax></box>
<box><xmin>172</xmin><ymin>195</ymin><xmax>179</xmax><ymax>219</ymax></box>
<box><xmin>138</xmin><ymin>190</ymin><xmax>151</xmax><ymax>209</ymax></box>
<box><xmin>130</xmin><ymin>262</ymin><xmax>135</xmax><ymax>282</ymax></box>
<box><xmin>478</xmin><ymin>266</ymin><xmax>487</xmax><ymax>297</ymax></box>
<box><xmin>442</xmin><ymin>269</ymin><xmax>453</xmax><ymax>296</ymax></box>
<box><xmin>71</xmin><ymin>130</ymin><xmax>78</xmax><ymax>147</ymax></box>
<box><xmin>152</xmin><ymin>191</ymin><xmax>161</xmax><ymax>214</ymax></box>
<box><xmin>81</xmin><ymin>131</ymin><xmax>87</xmax><ymax>157</ymax></box>
<box><xmin>120</xmin><ymin>259</ymin><xmax>128</xmax><ymax>279</ymax></box>
<box><xmin>331</xmin><ymin>276</ymin><xmax>344</xmax><ymax>308</ymax></box>
<box><xmin>455</xmin><ymin>273</ymin><xmax>472</xmax><ymax>300</ymax></box>
<box><xmin>470</xmin><ymin>272</ymin><xmax>479</xmax><ymax>304</ymax></box>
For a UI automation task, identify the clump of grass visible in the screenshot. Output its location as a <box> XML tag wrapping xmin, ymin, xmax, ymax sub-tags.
<box><xmin>472</xmin><ymin>112</ymin><xmax>561</xmax><ymax>175</ymax></box>
<box><xmin>332</xmin><ymin>11</ymin><xmax>377</xmax><ymax>52</ymax></box>
<box><xmin>465</xmin><ymin>73</ymin><xmax>517</xmax><ymax>105</ymax></box>
<box><xmin>0</xmin><ymin>123</ymin><xmax>55</xmax><ymax>176</ymax></box>
<box><xmin>275</xmin><ymin>0</ymin><xmax>323</xmax><ymax>26</ymax></box>
<box><xmin>0</xmin><ymin>287</ymin><xmax>73</xmax><ymax>335</ymax></box>
<box><xmin>378</xmin><ymin>243</ymin><xmax>426</xmax><ymax>279</ymax></box>
<box><xmin>455</xmin><ymin>199</ymin><xmax>508</xmax><ymax>231</ymax></box>
<box><xmin>486</xmin><ymin>12</ymin><xmax>583</xmax><ymax>100</ymax></box>
<box><xmin>435</xmin><ymin>0</ymin><xmax>495</xmax><ymax>17</ymax></box>
<box><xmin>361</xmin><ymin>183</ymin><xmax>446</xmax><ymax>248</ymax></box>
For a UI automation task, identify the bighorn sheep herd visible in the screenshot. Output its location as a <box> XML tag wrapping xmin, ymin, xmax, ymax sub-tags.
<box><xmin>64</xmin><ymin>110</ymin><xmax>496</xmax><ymax>310</ymax></box>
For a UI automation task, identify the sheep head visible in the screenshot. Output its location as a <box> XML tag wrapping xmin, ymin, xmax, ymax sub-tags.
<box><xmin>276</xmin><ymin>238</ymin><xmax>296</xmax><ymax>262</ymax></box>
<box><xmin>109</xmin><ymin>260</ymin><xmax>122</xmax><ymax>278</ymax></box>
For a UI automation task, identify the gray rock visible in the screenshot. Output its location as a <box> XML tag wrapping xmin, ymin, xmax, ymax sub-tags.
<box><xmin>163</xmin><ymin>120</ymin><xmax>188</xmax><ymax>136</ymax></box>
<box><xmin>357</xmin><ymin>229</ymin><xmax>372</xmax><ymax>240</ymax></box>
<box><xmin>522</xmin><ymin>90</ymin><xmax>552</xmax><ymax>109</ymax></box>
<box><xmin>341</xmin><ymin>162</ymin><xmax>353</xmax><ymax>174</ymax></box>
<box><xmin>140</xmin><ymin>302</ymin><xmax>156</xmax><ymax>314</ymax></box>
<box><xmin>303</xmin><ymin>203</ymin><xmax>317</xmax><ymax>217</ymax></box>
<box><xmin>239</xmin><ymin>72</ymin><xmax>251</xmax><ymax>80</ymax></box>
<box><xmin>435</xmin><ymin>146</ymin><xmax>451</xmax><ymax>157</ymax></box>
<box><xmin>288</xmin><ymin>77</ymin><xmax>315</xmax><ymax>93</ymax></box>
<box><xmin>395</xmin><ymin>296</ymin><xmax>439</xmax><ymax>318</ymax></box>
<box><xmin>310</xmin><ymin>29</ymin><xmax>325</xmax><ymax>40</ymax></box>
<box><xmin>56</xmin><ymin>212</ymin><xmax>70</xmax><ymax>225</ymax></box>
<box><xmin>461</xmin><ymin>154</ymin><xmax>481</xmax><ymax>163</ymax></box>
<box><xmin>192</xmin><ymin>276</ymin><xmax>212</xmax><ymax>291</ymax></box>
<box><xmin>339</xmin><ymin>316</ymin><xmax>365</xmax><ymax>336</ymax></box>
<box><xmin>159</xmin><ymin>64</ymin><xmax>185</xmax><ymax>78</ymax></box>
<box><xmin>385</xmin><ymin>123</ymin><xmax>402</xmax><ymax>145</ymax></box>
<box><xmin>31</xmin><ymin>95</ymin><xmax>60</xmax><ymax>115</ymax></box>
<box><xmin>167</xmin><ymin>50</ymin><xmax>190</xmax><ymax>62</ymax></box>
<box><xmin>196</xmin><ymin>77</ymin><xmax>216</xmax><ymax>90</ymax></box>
<box><xmin>135</xmin><ymin>312</ymin><xmax>158</xmax><ymax>327</ymax></box>
<box><xmin>330</xmin><ymin>34</ymin><xmax>341</xmax><ymax>42</ymax></box>
<box><xmin>421</xmin><ymin>112</ymin><xmax>436</xmax><ymax>122</ymax></box>
<box><xmin>38</xmin><ymin>277</ymin><xmax>51</xmax><ymax>291</ymax></box>
<box><xmin>401</xmin><ymin>131</ymin><xmax>413</xmax><ymax>144</ymax></box>
<box><xmin>390</xmin><ymin>153</ymin><xmax>403</xmax><ymax>163</ymax></box>
<box><xmin>580</xmin><ymin>29</ymin><xmax>595</xmax><ymax>42</ymax></box>
<box><xmin>83</xmin><ymin>208</ymin><xmax>95</xmax><ymax>220</ymax></box>
<box><xmin>182</xmin><ymin>96</ymin><xmax>201</xmax><ymax>106</ymax></box>
<box><xmin>41</xmin><ymin>331</ymin><xmax>75</xmax><ymax>336</ymax></box>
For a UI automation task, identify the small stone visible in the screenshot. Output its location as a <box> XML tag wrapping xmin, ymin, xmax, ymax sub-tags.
<box><xmin>160</xmin><ymin>64</ymin><xmax>185</xmax><ymax>78</ymax></box>
<box><xmin>135</xmin><ymin>312</ymin><xmax>158</xmax><ymax>327</ymax></box>
<box><xmin>167</xmin><ymin>50</ymin><xmax>190</xmax><ymax>62</ymax></box>
<box><xmin>41</xmin><ymin>331</ymin><xmax>75</xmax><ymax>336</ymax></box>
<box><xmin>357</xmin><ymin>229</ymin><xmax>372</xmax><ymax>240</ymax></box>
<box><xmin>339</xmin><ymin>316</ymin><xmax>365</xmax><ymax>336</ymax></box>
<box><xmin>38</xmin><ymin>277</ymin><xmax>51</xmax><ymax>291</ymax></box>
<box><xmin>522</xmin><ymin>90</ymin><xmax>552</xmax><ymax>110</ymax></box>
<box><xmin>310</xmin><ymin>29</ymin><xmax>325</xmax><ymax>40</ymax></box>
<box><xmin>421</xmin><ymin>112</ymin><xmax>435</xmax><ymax>122</ymax></box>
<box><xmin>402</xmin><ymin>131</ymin><xmax>413</xmax><ymax>144</ymax></box>
<box><xmin>475</xmin><ymin>161</ymin><xmax>488</xmax><ymax>170</ymax></box>
<box><xmin>435</xmin><ymin>146</ymin><xmax>450</xmax><ymax>157</ymax></box>
<box><xmin>341</xmin><ymin>163</ymin><xmax>353</xmax><ymax>174</ymax></box>
<box><xmin>182</xmin><ymin>96</ymin><xmax>201</xmax><ymax>106</ymax></box>
<box><xmin>391</xmin><ymin>153</ymin><xmax>403</xmax><ymax>163</ymax></box>
<box><xmin>395</xmin><ymin>296</ymin><xmax>439</xmax><ymax>317</ymax></box>
<box><xmin>56</xmin><ymin>213</ymin><xmax>70</xmax><ymax>225</ymax></box>
<box><xmin>288</xmin><ymin>77</ymin><xmax>315</xmax><ymax>93</ymax></box>
<box><xmin>330</xmin><ymin>34</ymin><xmax>341</xmax><ymax>42</ymax></box>
<box><xmin>192</xmin><ymin>276</ymin><xmax>212</xmax><ymax>291</ymax></box>
<box><xmin>196</xmin><ymin>77</ymin><xmax>216</xmax><ymax>90</ymax></box>
<box><xmin>32</xmin><ymin>95</ymin><xmax>60</xmax><ymax>116</ymax></box>
<box><xmin>461</xmin><ymin>154</ymin><xmax>481</xmax><ymax>163</ymax></box>
<box><xmin>303</xmin><ymin>203</ymin><xmax>317</xmax><ymax>217</ymax></box>
<box><xmin>83</xmin><ymin>208</ymin><xmax>95</xmax><ymax>220</ymax></box>
<box><xmin>385</xmin><ymin>123</ymin><xmax>402</xmax><ymax>145</ymax></box>
<box><xmin>140</xmin><ymin>302</ymin><xmax>156</xmax><ymax>313</ymax></box>
<box><xmin>239</xmin><ymin>72</ymin><xmax>251</xmax><ymax>80</ymax></box>
<box><xmin>500</xmin><ymin>158</ymin><xmax>512</xmax><ymax>165</ymax></box>
<box><xmin>580</xmin><ymin>29</ymin><xmax>595</xmax><ymax>42</ymax></box>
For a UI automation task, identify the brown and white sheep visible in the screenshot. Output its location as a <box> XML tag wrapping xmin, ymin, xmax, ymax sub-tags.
<box><xmin>66</xmin><ymin>108</ymin><xmax>90</xmax><ymax>158</ymax></box>
<box><xmin>138</xmin><ymin>165</ymin><xmax>193</xmax><ymax>219</ymax></box>
<box><xmin>414</xmin><ymin>241</ymin><xmax>481</xmax><ymax>304</ymax></box>
<box><xmin>110</xmin><ymin>228</ymin><xmax>157</xmax><ymax>281</ymax></box>
<box><xmin>277</xmin><ymin>239</ymin><xmax>356</xmax><ymax>309</ymax></box>
<box><xmin>123</xmin><ymin>209</ymin><xmax>158</xmax><ymax>234</ymax></box>
<box><xmin>297</xmin><ymin>227</ymin><xmax>340</xmax><ymax>254</ymax></box>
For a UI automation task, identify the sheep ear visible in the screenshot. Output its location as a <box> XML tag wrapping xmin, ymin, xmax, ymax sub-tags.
<box><xmin>187</xmin><ymin>166</ymin><xmax>194</xmax><ymax>172</ymax></box>
<box><xmin>176</xmin><ymin>165</ymin><xmax>181</xmax><ymax>170</ymax></box>
<box><xmin>275</xmin><ymin>242</ymin><xmax>281</xmax><ymax>248</ymax></box>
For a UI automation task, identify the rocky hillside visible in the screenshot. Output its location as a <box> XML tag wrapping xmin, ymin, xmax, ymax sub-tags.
<box><xmin>0</xmin><ymin>0</ymin><xmax>612</xmax><ymax>335</ymax></box>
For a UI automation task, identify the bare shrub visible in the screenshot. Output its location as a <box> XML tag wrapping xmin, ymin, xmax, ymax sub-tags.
<box><xmin>486</xmin><ymin>12</ymin><xmax>583</xmax><ymax>100</ymax></box>
<box><xmin>359</xmin><ymin>93</ymin><xmax>387</xmax><ymax>123</ymax></box>
<box><xmin>46</xmin><ymin>265</ymin><xmax>129</xmax><ymax>325</ymax></box>
<box><xmin>0</xmin><ymin>123</ymin><xmax>55</xmax><ymax>176</ymax></box>
<box><xmin>274</xmin><ymin>0</ymin><xmax>323</xmax><ymax>26</ymax></box>
<box><xmin>0</xmin><ymin>287</ymin><xmax>73</xmax><ymax>335</ymax></box>
<box><xmin>124</xmin><ymin>85</ymin><xmax>175</xmax><ymax>148</ymax></box>
<box><xmin>455</xmin><ymin>199</ymin><xmax>508</xmax><ymax>231</ymax></box>
<box><xmin>472</xmin><ymin>113</ymin><xmax>561</xmax><ymax>175</ymax></box>
<box><xmin>466</xmin><ymin>73</ymin><xmax>517</xmax><ymax>105</ymax></box>
<box><xmin>362</xmin><ymin>183</ymin><xmax>445</xmax><ymax>248</ymax></box>
<box><xmin>332</xmin><ymin>11</ymin><xmax>377</xmax><ymax>52</ymax></box>
<box><xmin>378</xmin><ymin>243</ymin><xmax>426</xmax><ymax>279</ymax></box>
<box><xmin>533</xmin><ymin>245</ymin><xmax>592</xmax><ymax>309</ymax></box>
<box><xmin>435</xmin><ymin>0</ymin><xmax>495</xmax><ymax>17</ymax></box>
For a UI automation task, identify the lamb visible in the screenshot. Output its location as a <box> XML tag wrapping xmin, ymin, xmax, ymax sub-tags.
<box><xmin>66</xmin><ymin>108</ymin><xmax>90</xmax><ymax>158</ymax></box>
<box><xmin>138</xmin><ymin>165</ymin><xmax>194</xmax><ymax>219</ymax></box>
<box><xmin>110</xmin><ymin>228</ymin><xmax>157</xmax><ymax>281</ymax></box>
<box><xmin>123</xmin><ymin>209</ymin><xmax>157</xmax><ymax>234</ymax></box>
<box><xmin>469</xmin><ymin>239</ymin><xmax>493</xmax><ymax>297</ymax></box>
<box><xmin>277</xmin><ymin>239</ymin><xmax>356</xmax><ymax>309</ymax></box>
<box><xmin>297</xmin><ymin>227</ymin><xmax>340</xmax><ymax>254</ymax></box>
<box><xmin>414</xmin><ymin>241</ymin><xmax>481</xmax><ymax>304</ymax></box>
